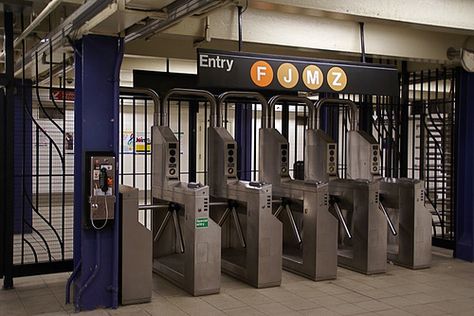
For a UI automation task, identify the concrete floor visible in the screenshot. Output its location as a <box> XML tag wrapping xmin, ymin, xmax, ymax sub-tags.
<box><xmin>1</xmin><ymin>249</ymin><xmax>473</xmax><ymax>316</ymax></box>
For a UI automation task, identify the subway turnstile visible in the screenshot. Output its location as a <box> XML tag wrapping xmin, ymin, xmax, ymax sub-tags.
<box><xmin>152</xmin><ymin>89</ymin><xmax>221</xmax><ymax>296</ymax></box>
<box><xmin>259</xmin><ymin>95</ymin><xmax>338</xmax><ymax>281</ymax></box>
<box><xmin>379</xmin><ymin>178</ymin><xmax>432</xmax><ymax>269</ymax></box>
<box><xmin>311</xmin><ymin>98</ymin><xmax>388</xmax><ymax>274</ymax></box>
<box><xmin>208</xmin><ymin>91</ymin><xmax>282</xmax><ymax>288</ymax></box>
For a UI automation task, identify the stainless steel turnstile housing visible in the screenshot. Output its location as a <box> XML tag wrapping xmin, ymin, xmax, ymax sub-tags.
<box><xmin>379</xmin><ymin>178</ymin><xmax>432</xmax><ymax>269</ymax></box>
<box><xmin>152</xmin><ymin>98</ymin><xmax>221</xmax><ymax>296</ymax></box>
<box><xmin>260</xmin><ymin>126</ymin><xmax>337</xmax><ymax>281</ymax></box>
<box><xmin>208</xmin><ymin>92</ymin><xmax>282</xmax><ymax>288</ymax></box>
<box><xmin>329</xmin><ymin>179</ymin><xmax>387</xmax><ymax>274</ymax></box>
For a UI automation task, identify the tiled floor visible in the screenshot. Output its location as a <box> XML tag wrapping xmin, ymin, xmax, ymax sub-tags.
<box><xmin>2</xmin><ymin>248</ymin><xmax>473</xmax><ymax>316</ymax></box>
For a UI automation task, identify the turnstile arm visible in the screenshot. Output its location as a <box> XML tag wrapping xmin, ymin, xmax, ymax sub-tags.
<box><xmin>285</xmin><ymin>205</ymin><xmax>303</xmax><ymax>245</ymax></box>
<box><xmin>153</xmin><ymin>208</ymin><xmax>185</xmax><ymax>253</ymax></box>
<box><xmin>331</xmin><ymin>201</ymin><xmax>352</xmax><ymax>239</ymax></box>
<box><xmin>217</xmin><ymin>207</ymin><xmax>246</xmax><ymax>248</ymax></box>
<box><xmin>379</xmin><ymin>201</ymin><xmax>398</xmax><ymax>236</ymax></box>
<box><xmin>154</xmin><ymin>211</ymin><xmax>171</xmax><ymax>242</ymax></box>
<box><xmin>172</xmin><ymin>209</ymin><xmax>186</xmax><ymax>253</ymax></box>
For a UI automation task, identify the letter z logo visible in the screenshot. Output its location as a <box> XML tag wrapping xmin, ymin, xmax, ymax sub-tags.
<box><xmin>327</xmin><ymin>67</ymin><xmax>347</xmax><ymax>92</ymax></box>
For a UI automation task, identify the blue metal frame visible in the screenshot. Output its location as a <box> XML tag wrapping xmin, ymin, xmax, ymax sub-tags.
<box><xmin>73</xmin><ymin>35</ymin><xmax>124</xmax><ymax>310</ymax></box>
<box><xmin>455</xmin><ymin>69</ymin><xmax>474</xmax><ymax>262</ymax></box>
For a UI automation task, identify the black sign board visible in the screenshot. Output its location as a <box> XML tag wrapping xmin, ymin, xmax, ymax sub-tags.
<box><xmin>197</xmin><ymin>49</ymin><xmax>399</xmax><ymax>96</ymax></box>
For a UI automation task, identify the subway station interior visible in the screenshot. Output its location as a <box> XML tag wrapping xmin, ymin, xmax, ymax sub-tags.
<box><xmin>1</xmin><ymin>1</ymin><xmax>474</xmax><ymax>315</ymax></box>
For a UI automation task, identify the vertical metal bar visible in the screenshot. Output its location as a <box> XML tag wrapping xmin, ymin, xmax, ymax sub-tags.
<box><xmin>20</xmin><ymin>10</ymin><xmax>26</xmax><ymax>267</ymax></box>
<box><xmin>144</xmin><ymin>98</ymin><xmax>148</xmax><ymax>226</ymax></box>
<box><xmin>49</xmin><ymin>141</ymin><xmax>53</xmax><ymax>223</ymax></box>
<box><xmin>387</xmin><ymin>95</ymin><xmax>393</xmax><ymax>177</ymax></box>
<box><xmin>253</xmin><ymin>103</ymin><xmax>257</xmax><ymax>180</ymax></box>
<box><xmin>62</xmin><ymin>53</ymin><xmax>66</xmax><ymax>260</ymax></box>
<box><xmin>420</xmin><ymin>70</ymin><xmax>425</xmax><ymax>180</ymax></box>
<box><xmin>132</xmin><ymin>97</ymin><xmax>136</xmax><ymax>187</ymax></box>
<box><xmin>400</xmin><ymin>61</ymin><xmax>409</xmax><ymax>178</ymax></box>
<box><xmin>294</xmin><ymin>104</ymin><xmax>298</xmax><ymax>169</ymax></box>
<box><xmin>224</xmin><ymin>101</ymin><xmax>228</xmax><ymax>129</ymax></box>
<box><xmin>282</xmin><ymin>102</ymin><xmax>289</xmax><ymax>140</ymax></box>
<box><xmin>412</xmin><ymin>72</ymin><xmax>416</xmax><ymax>178</ymax></box>
<box><xmin>3</xmin><ymin>9</ymin><xmax>15</xmax><ymax>289</ymax></box>
<box><xmin>451</xmin><ymin>69</ymin><xmax>456</xmax><ymax>241</ymax></box>
<box><xmin>303</xmin><ymin>102</ymin><xmax>307</xmax><ymax>152</ymax></box>
<box><xmin>178</xmin><ymin>101</ymin><xmax>181</xmax><ymax>176</ymax></box>
<box><xmin>189</xmin><ymin>101</ymin><xmax>197</xmax><ymax>182</ymax></box>
<box><xmin>120</xmin><ymin>97</ymin><xmax>124</xmax><ymax>184</ymax></box>
<box><xmin>428</xmin><ymin>70</ymin><xmax>433</xmax><ymax>209</ymax></box>
<box><xmin>204</xmin><ymin>101</ymin><xmax>208</xmax><ymax>184</ymax></box>
<box><xmin>36</xmin><ymin>128</ymin><xmax>39</xmax><ymax>223</ymax></box>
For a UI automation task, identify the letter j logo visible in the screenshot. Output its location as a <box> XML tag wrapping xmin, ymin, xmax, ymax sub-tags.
<box><xmin>250</xmin><ymin>61</ymin><xmax>273</xmax><ymax>87</ymax></box>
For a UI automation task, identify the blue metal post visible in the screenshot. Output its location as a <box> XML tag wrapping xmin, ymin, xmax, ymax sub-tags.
<box><xmin>235</xmin><ymin>103</ymin><xmax>252</xmax><ymax>181</ymax></box>
<box><xmin>73</xmin><ymin>35</ymin><xmax>123</xmax><ymax>310</ymax></box>
<box><xmin>455</xmin><ymin>69</ymin><xmax>474</xmax><ymax>262</ymax></box>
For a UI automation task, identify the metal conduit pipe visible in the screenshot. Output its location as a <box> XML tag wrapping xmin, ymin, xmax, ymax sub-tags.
<box><xmin>314</xmin><ymin>98</ymin><xmax>359</xmax><ymax>131</ymax></box>
<box><xmin>216</xmin><ymin>91</ymin><xmax>268</xmax><ymax>128</ymax></box>
<box><xmin>16</xmin><ymin>0</ymin><xmax>64</xmax><ymax>47</ymax></box>
<box><xmin>267</xmin><ymin>95</ymin><xmax>315</xmax><ymax>129</ymax></box>
<box><xmin>119</xmin><ymin>87</ymin><xmax>161</xmax><ymax>125</ymax></box>
<box><xmin>163</xmin><ymin>88</ymin><xmax>216</xmax><ymax>127</ymax></box>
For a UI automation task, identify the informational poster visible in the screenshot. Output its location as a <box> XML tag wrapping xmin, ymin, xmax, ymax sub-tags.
<box><xmin>122</xmin><ymin>132</ymin><xmax>152</xmax><ymax>153</ymax></box>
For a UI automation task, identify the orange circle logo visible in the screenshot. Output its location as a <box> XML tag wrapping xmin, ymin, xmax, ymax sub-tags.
<box><xmin>277</xmin><ymin>63</ymin><xmax>299</xmax><ymax>89</ymax></box>
<box><xmin>250</xmin><ymin>61</ymin><xmax>273</xmax><ymax>87</ymax></box>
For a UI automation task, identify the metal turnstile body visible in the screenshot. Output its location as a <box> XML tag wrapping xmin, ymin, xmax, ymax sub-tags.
<box><xmin>152</xmin><ymin>125</ymin><xmax>221</xmax><ymax>296</ymax></box>
<box><xmin>329</xmin><ymin>179</ymin><xmax>386</xmax><ymax>274</ymax></box>
<box><xmin>208</xmin><ymin>126</ymin><xmax>282</xmax><ymax>288</ymax></box>
<box><xmin>378</xmin><ymin>178</ymin><xmax>432</xmax><ymax>269</ymax></box>
<box><xmin>120</xmin><ymin>185</ymin><xmax>152</xmax><ymax>305</ymax></box>
<box><xmin>306</xmin><ymin>127</ymin><xmax>387</xmax><ymax>274</ymax></box>
<box><xmin>260</xmin><ymin>128</ymin><xmax>337</xmax><ymax>281</ymax></box>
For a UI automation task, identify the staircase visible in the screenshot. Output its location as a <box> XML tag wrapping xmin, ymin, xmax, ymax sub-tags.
<box><xmin>416</xmin><ymin>100</ymin><xmax>455</xmax><ymax>241</ymax></box>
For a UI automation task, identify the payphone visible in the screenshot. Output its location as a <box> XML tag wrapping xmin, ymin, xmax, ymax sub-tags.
<box><xmin>86</xmin><ymin>153</ymin><xmax>116</xmax><ymax>229</ymax></box>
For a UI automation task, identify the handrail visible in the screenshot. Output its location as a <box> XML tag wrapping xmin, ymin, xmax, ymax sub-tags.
<box><xmin>120</xmin><ymin>87</ymin><xmax>161</xmax><ymax>125</ymax></box>
<box><xmin>163</xmin><ymin>88</ymin><xmax>216</xmax><ymax>127</ymax></box>
<box><xmin>217</xmin><ymin>91</ymin><xmax>268</xmax><ymax>128</ymax></box>
<box><xmin>267</xmin><ymin>95</ymin><xmax>315</xmax><ymax>129</ymax></box>
<box><xmin>314</xmin><ymin>98</ymin><xmax>359</xmax><ymax>131</ymax></box>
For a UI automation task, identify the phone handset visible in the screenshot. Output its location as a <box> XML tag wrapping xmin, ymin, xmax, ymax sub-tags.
<box><xmin>99</xmin><ymin>167</ymin><xmax>109</xmax><ymax>193</ymax></box>
<box><xmin>92</xmin><ymin>167</ymin><xmax>110</xmax><ymax>230</ymax></box>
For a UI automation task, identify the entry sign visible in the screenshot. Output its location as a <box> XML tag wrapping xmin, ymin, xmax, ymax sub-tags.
<box><xmin>197</xmin><ymin>49</ymin><xmax>399</xmax><ymax>96</ymax></box>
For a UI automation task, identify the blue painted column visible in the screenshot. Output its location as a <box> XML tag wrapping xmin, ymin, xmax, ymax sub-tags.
<box><xmin>455</xmin><ymin>69</ymin><xmax>474</xmax><ymax>262</ymax></box>
<box><xmin>235</xmin><ymin>103</ymin><xmax>252</xmax><ymax>181</ymax></box>
<box><xmin>73</xmin><ymin>35</ymin><xmax>123</xmax><ymax>310</ymax></box>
